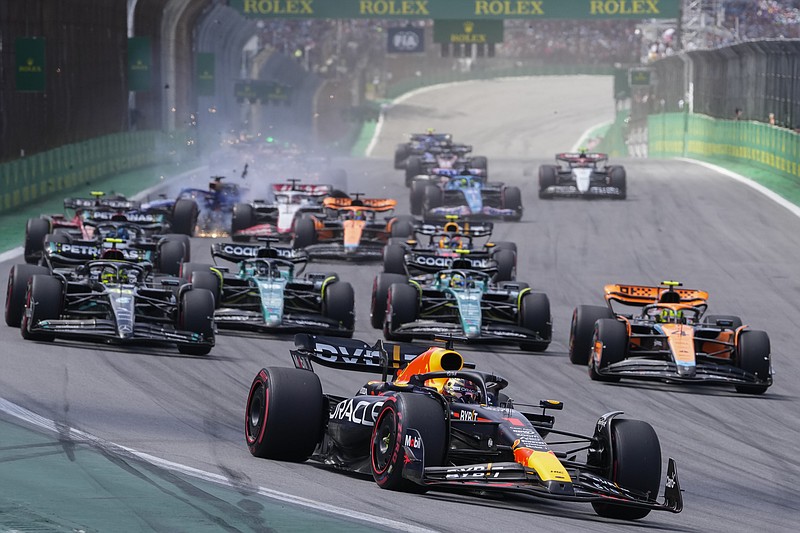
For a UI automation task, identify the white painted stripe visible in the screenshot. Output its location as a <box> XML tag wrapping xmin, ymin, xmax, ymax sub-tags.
<box><xmin>675</xmin><ymin>157</ymin><xmax>800</xmax><ymax>218</ymax></box>
<box><xmin>0</xmin><ymin>397</ymin><xmax>435</xmax><ymax>533</ymax></box>
<box><xmin>0</xmin><ymin>247</ymin><xmax>23</xmax><ymax>263</ymax></box>
<box><xmin>571</xmin><ymin>119</ymin><xmax>613</xmax><ymax>153</ymax></box>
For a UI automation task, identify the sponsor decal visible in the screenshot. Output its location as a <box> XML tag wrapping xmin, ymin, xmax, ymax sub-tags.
<box><xmin>58</xmin><ymin>243</ymin><xmax>142</xmax><ymax>260</ymax></box>
<box><xmin>445</xmin><ymin>464</ymin><xmax>505</xmax><ymax>479</ymax></box>
<box><xmin>414</xmin><ymin>255</ymin><xmax>491</xmax><ymax>268</ymax></box>
<box><xmin>360</xmin><ymin>0</ymin><xmax>430</xmax><ymax>16</ymax></box>
<box><xmin>331</xmin><ymin>398</ymin><xmax>385</xmax><ymax>426</ymax></box>
<box><xmin>312</xmin><ymin>342</ymin><xmax>418</xmax><ymax>366</ymax></box>
<box><xmin>474</xmin><ymin>1</ymin><xmax>544</xmax><ymax>16</ymax></box>
<box><xmin>242</xmin><ymin>0</ymin><xmax>314</xmax><ymax>15</ymax></box>
<box><xmin>404</xmin><ymin>433</ymin><xmax>421</xmax><ymax>448</ymax></box>
<box><xmin>459</xmin><ymin>409</ymin><xmax>478</xmax><ymax>421</ymax></box>
<box><xmin>589</xmin><ymin>0</ymin><xmax>662</xmax><ymax>16</ymax></box>
<box><xmin>221</xmin><ymin>244</ymin><xmax>293</xmax><ymax>258</ymax></box>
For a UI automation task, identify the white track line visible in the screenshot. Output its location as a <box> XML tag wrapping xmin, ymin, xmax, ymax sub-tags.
<box><xmin>571</xmin><ymin>119</ymin><xmax>613</xmax><ymax>152</ymax></box>
<box><xmin>0</xmin><ymin>397</ymin><xmax>435</xmax><ymax>533</ymax></box>
<box><xmin>676</xmin><ymin>157</ymin><xmax>800</xmax><ymax>218</ymax></box>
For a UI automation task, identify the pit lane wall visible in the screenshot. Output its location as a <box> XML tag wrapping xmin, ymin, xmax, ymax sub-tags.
<box><xmin>647</xmin><ymin>112</ymin><xmax>800</xmax><ymax>181</ymax></box>
<box><xmin>0</xmin><ymin>131</ymin><xmax>190</xmax><ymax>215</ymax></box>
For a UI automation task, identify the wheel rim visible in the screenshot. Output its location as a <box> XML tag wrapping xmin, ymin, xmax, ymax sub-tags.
<box><xmin>246</xmin><ymin>378</ymin><xmax>269</xmax><ymax>444</ymax></box>
<box><xmin>371</xmin><ymin>407</ymin><xmax>397</xmax><ymax>475</ymax></box>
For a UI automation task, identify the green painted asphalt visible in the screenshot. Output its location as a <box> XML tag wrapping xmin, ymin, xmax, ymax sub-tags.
<box><xmin>0</xmin><ymin>161</ymin><xmax>196</xmax><ymax>255</ymax></box>
<box><xmin>0</xmin><ymin>414</ymin><xmax>383</xmax><ymax>533</ymax></box>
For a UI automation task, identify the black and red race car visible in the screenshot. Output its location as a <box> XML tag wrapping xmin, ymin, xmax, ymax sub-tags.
<box><xmin>245</xmin><ymin>334</ymin><xmax>683</xmax><ymax>521</ymax></box>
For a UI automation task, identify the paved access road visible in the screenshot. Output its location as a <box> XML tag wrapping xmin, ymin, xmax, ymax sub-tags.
<box><xmin>2</xmin><ymin>76</ymin><xmax>799</xmax><ymax>532</ymax></box>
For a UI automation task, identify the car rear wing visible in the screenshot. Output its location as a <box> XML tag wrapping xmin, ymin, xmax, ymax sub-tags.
<box><xmin>556</xmin><ymin>152</ymin><xmax>608</xmax><ymax>164</ymax></box>
<box><xmin>322</xmin><ymin>197</ymin><xmax>397</xmax><ymax>212</ymax></box>
<box><xmin>414</xmin><ymin>222</ymin><xmax>493</xmax><ymax>238</ymax></box>
<box><xmin>64</xmin><ymin>197</ymin><xmax>140</xmax><ymax>211</ymax></box>
<box><xmin>291</xmin><ymin>334</ymin><xmax>429</xmax><ymax>379</ymax></box>
<box><xmin>211</xmin><ymin>241</ymin><xmax>307</xmax><ymax>264</ymax></box>
<box><xmin>604</xmin><ymin>284</ymin><xmax>709</xmax><ymax>307</ymax></box>
<box><xmin>271</xmin><ymin>182</ymin><xmax>332</xmax><ymax>196</ymax></box>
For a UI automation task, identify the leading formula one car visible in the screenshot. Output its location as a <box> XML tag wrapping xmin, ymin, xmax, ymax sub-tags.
<box><xmin>569</xmin><ymin>281</ymin><xmax>772</xmax><ymax>394</ymax></box>
<box><xmin>245</xmin><ymin>334</ymin><xmax>682</xmax><ymax>521</ymax></box>
<box><xmin>292</xmin><ymin>195</ymin><xmax>416</xmax><ymax>260</ymax></box>
<box><xmin>373</xmin><ymin>267</ymin><xmax>551</xmax><ymax>352</ymax></box>
<box><xmin>182</xmin><ymin>239</ymin><xmax>355</xmax><ymax>337</ymax></box>
<box><xmin>538</xmin><ymin>151</ymin><xmax>626</xmax><ymax>199</ymax></box>
<box><xmin>394</xmin><ymin>131</ymin><xmax>454</xmax><ymax>170</ymax></box>
<box><xmin>17</xmin><ymin>260</ymin><xmax>215</xmax><ymax>355</ymax></box>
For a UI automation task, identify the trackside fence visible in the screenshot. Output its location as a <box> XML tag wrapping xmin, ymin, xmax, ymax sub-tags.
<box><xmin>0</xmin><ymin>131</ymin><xmax>191</xmax><ymax>214</ymax></box>
<box><xmin>648</xmin><ymin>112</ymin><xmax>800</xmax><ymax>180</ymax></box>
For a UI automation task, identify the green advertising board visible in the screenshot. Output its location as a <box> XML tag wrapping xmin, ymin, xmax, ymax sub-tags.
<box><xmin>629</xmin><ymin>68</ymin><xmax>651</xmax><ymax>85</ymax></box>
<box><xmin>433</xmin><ymin>20</ymin><xmax>503</xmax><ymax>44</ymax></box>
<box><xmin>196</xmin><ymin>53</ymin><xmax>215</xmax><ymax>96</ymax></box>
<box><xmin>16</xmin><ymin>38</ymin><xmax>46</xmax><ymax>92</ymax></box>
<box><xmin>230</xmin><ymin>0</ymin><xmax>680</xmax><ymax>19</ymax></box>
<box><xmin>128</xmin><ymin>37</ymin><xmax>152</xmax><ymax>92</ymax></box>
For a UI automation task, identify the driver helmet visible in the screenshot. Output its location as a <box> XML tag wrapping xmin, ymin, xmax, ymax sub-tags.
<box><xmin>100</xmin><ymin>270</ymin><xmax>117</xmax><ymax>284</ymax></box>
<box><xmin>658</xmin><ymin>308</ymin><xmax>684</xmax><ymax>323</ymax></box>
<box><xmin>106</xmin><ymin>226</ymin><xmax>130</xmax><ymax>240</ymax></box>
<box><xmin>350</xmin><ymin>209</ymin><xmax>365</xmax><ymax>221</ymax></box>
<box><xmin>442</xmin><ymin>378</ymin><xmax>480</xmax><ymax>404</ymax></box>
<box><xmin>439</xmin><ymin>235</ymin><xmax>462</xmax><ymax>249</ymax></box>
<box><xmin>450</xmin><ymin>273</ymin><xmax>465</xmax><ymax>288</ymax></box>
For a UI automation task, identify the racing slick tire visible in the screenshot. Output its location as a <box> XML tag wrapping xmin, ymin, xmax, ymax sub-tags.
<box><xmin>519</xmin><ymin>291</ymin><xmax>551</xmax><ymax>352</ymax></box>
<box><xmin>538</xmin><ymin>165</ymin><xmax>558</xmax><ymax>199</ymax></box>
<box><xmin>171</xmin><ymin>199</ymin><xmax>199</xmax><ymax>236</ymax></box>
<box><xmin>569</xmin><ymin>305</ymin><xmax>614</xmax><ymax>365</ymax></box>
<box><xmin>704</xmin><ymin>314</ymin><xmax>743</xmax><ymax>329</ymax></box>
<box><xmin>592</xmin><ymin>418</ymin><xmax>662</xmax><ymax>520</ymax></box>
<box><xmin>177</xmin><ymin>288</ymin><xmax>215</xmax><ymax>355</ymax></box>
<box><xmin>589</xmin><ymin>318</ymin><xmax>626</xmax><ymax>382</ymax></box>
<box><xmin>405</xmin><ymin>156</ymin><xmax>423</xmax><ymax>187</ymax></box>
<box><xmin>384</xmin><ymin>283</ymin><xmax>418</xmax><ymax>342</ymax></box>
<box><xmin>160</xmin><ymin>234</ymin><xmax>191</xmax><ymax>262</ymax></box>
<box><xmin>293</xmin><ymin>216</ymin><xmax>317</xmax><ymax>249</ymax></box>
<box><xmin>394</xmin><ymin>144</ymin><xmax>410</xmax><ymax>169</ymax></box>
<box><xmin>157</xmin><ymin>239</ymin><xmax>187</xmax><ymax>276</ymax></box>
<box><xmin>6</xmin><ymin>264</ymin><xmax>49</xmax><ymax>327</ymax></box>
<box><xmin>608</xmin><ymin>165</ymin><xmax>627</xmax><ymax>200</ymax></box>
<box><xmin>734</xmin><ymin>329</ymin><xmax>771</xmax><ymax>394</ymax></box>
<box><xmin>20</xmin><ymin>275</ymin><xmax>62</xmax><ymax>342</ymax></box>
<box><xmin>24</xmin><ymin>217</ymin><xmax>51</xmax><ymax>264</ymax></box>
<box><xmin>383</xmin><ymin>244</ymin><xmax>407</xmax><ymax>275</ymax></box>
<box><xmin>501</xmin><ymin>186</ymin><xmax>523</xmax><ymax>221</ymax></box>
<box><xmin>180</xmin><ymin>262</ymin><xmax>214</xmax><ymax>283</ymax></box>
<box><xmin>231</xmin><ymin>203</ymin><xmax>255</xmax><ymax>242</ymax></box>
<box><xmin>371</xmin><ymin>392</ymin><xmax>447</xmax><ymax>492</ymax></box>
<box><xmin>190</xmin><ymin>270</ymin><xmax>221</xmax><ymax>308</ymax></box>
<box><xmin>471</xmin><ymin>156</ymin><xmax>488</xmax><ymax>172</ymax></box>
<box><xmin>322</xmin><ymin>281</ymin><xmax>355</xmax><ymax>336</ymax></box>
<box><xmin>423</xmin><ymin>186</ymin><xmax>443</xmax><ymax>214</ymax></box>
<box><xmin>246</xmin><ymin>367</ymin><xmax>324</xmax><ymax>461</ymax></box>
<box><xmin>492</xmin><ymin>249</ymin><xmax>516</xmax><ymax>282</ymax></box>
<box><xmin>409</xmin><ymin>180</ymin><xmax>427</xmax><ymax>215</ymax></box>
<box><xmin>371</xmin><ymin>273</ymin><xmax>408</xmax><ymax>329</ymax></box>
<box><xmin>491</xmin><ymin>241</ymin><xmax>517</xmax><ymax>254</ymax></box>
<box><xmin>390</xmin><ymin>215</ymin><xmax>416</xmax><ymax>238</ymax></box>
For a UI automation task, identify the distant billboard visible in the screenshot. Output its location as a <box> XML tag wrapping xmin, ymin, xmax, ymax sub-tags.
<box><xmin>388</xmin><ymin>27</ymin><xmax>425</xmax><ymax>53</ymax></box>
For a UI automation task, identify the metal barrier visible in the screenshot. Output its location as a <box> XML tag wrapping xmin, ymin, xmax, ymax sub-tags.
<box><xmin>0</xmin><ymin>131</ymin><xmax>190</xmax><ymax>214</ymax></box>
<box><xmin>648</xmin><ymin>112</ymin><xmax>800</xmax><ymax>180</ymax></box>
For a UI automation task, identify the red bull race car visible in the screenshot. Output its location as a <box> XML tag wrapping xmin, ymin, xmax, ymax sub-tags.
<box><xmin>569</xmin><ymin>281</ymin><xmax>772</xmax><ymax>394</ymax></box>
<box><xmin>245</xmin><ymin>334</ymin><xmax>683</xmax><ymax>521</ymax></box>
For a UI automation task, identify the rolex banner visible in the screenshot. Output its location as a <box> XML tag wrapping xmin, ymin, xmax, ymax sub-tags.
<box><xmin>433</xmin><ymin>20</ymin><xmax>503</xmax><ymax>44</ymax></box>
<box><xmin>388</xmin><ymin>27</ymin><xmax>425</xmax><ymax>53</ymax></box>
<box><xmin>230</xmin><ymin>0</ymin><xmax>680</xmax><ymax>20</ymax></box>
<box><xmin>16</xmin><ymin>38</ymin><xmax>46</xmax><ymax>92</ymax></box>
<box><xmin>128</xmin><ymin>37</ymin><xmax>152</xmax><ymax>92</ymax></box>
